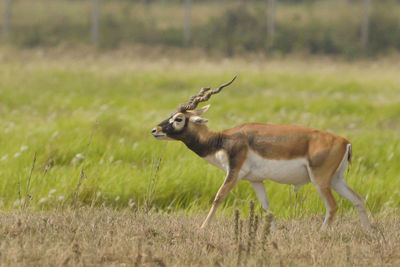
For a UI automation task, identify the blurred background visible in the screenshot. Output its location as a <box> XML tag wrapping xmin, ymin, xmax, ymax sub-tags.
<box><xmin>1</xmin><ymin>0</ymin><xmax>399</xmax><ymax>58</ymax></box>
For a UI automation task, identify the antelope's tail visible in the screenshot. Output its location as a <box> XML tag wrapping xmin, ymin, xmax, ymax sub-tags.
<box><xmin>347</xmin><ymin>143</ymin><xmax>352</xmax><ymax>165</ymax></box>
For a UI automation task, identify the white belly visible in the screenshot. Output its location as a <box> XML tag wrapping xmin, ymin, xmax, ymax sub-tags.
<box><xmin>202</xmin><ymin>150</ymin><xmax>310</xmax><ymax>186</ymax></box>
<box><xmin>241</xmin><ymin>151</ymin><xmax>310</xmax><ymax>185</ymax></box>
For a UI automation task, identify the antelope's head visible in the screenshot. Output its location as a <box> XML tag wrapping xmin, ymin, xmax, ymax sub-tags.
<box><xmin>151</xmin><ymin>76</ymin><xmax>237</xmax><ymax>141</ymax></box>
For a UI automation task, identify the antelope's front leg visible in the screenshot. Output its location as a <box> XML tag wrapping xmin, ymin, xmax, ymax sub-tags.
<box><xmin>250</xmin><ymin>182</ymin><xmax>276</xmax><ymax>231</ymax></box>
<box><xmin>200</xmin><ymin>170</ymin><xmax>238</xmax><ymax>229</ymax></box>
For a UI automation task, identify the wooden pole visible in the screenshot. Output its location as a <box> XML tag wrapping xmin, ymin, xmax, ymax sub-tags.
<box><xmin>183</xmin><ymin>0</ymin><xmax>191</xmax><ymax>46</ymax></box>
<box><xmin>2</xmin><ymin>0</ymin><xmax>12</xmax><ymax>38</ymax></box>
<box><xmin>361</xmin><ymin>0</ymin><xmax>371</xmax><ymax>49</ymax></box>
<box><xmin>267</xmin><ymin>0</ymin><xmax>276</xmax><ymax>49</ymax></box>
<box><xmin>91</xmin><ymin>0</ymin><xmax>100</xmax><ymax>46</ymax></box>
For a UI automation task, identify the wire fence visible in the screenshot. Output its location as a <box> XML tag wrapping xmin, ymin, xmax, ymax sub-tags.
<box><xmin>1</xmin><ymin>0</ymin><xmax>397</xmax><ymax>56</ymax></box>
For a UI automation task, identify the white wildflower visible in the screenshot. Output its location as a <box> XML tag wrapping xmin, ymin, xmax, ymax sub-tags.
<box><xmin>388</xmin><ymin>152</ymin><xmax>394</xmax><ymax>161</ymax></box>
<box><xmin>128</xmin><ymin>198</ymin><xmax>135</xmax><ymax>208</ymax></box>
<box><xmin>72</xmin><ymin>153</ymin><xmax>85</xmax><ymax>165</ymax></box>
<box><xmin>20</xmin><ymin>145</ymin><xmax>28</xmax><ymax>151</ymax></box>
<box><xmin>115</xmin><ymin>196</ymin><xmax>120</xmax><ymax>201</ymax></box>
<box><xmin>48</xmin><ymin>112</ymin><xmax>56</xmax><ymax>120</ymax></box>
<box><xmin>5</xmin><ymin>122</ymin><xmax>15</xmax><ymax>133</ymax></box>
<box><xmin>96</xmin><ymin>191</ymin><xmax>102</xmax><ymax>197</ymax></box>
<box><xmin>348</xmin><ymin>123</ymin><xmax>356</xmax><ymax>129</ymax></box>
<box><xmin>119</xmin><ymin>138</ymin><xmax>125</xmax><ymax>143</ymax></box>
<box><xmin>38</xmin><ymin>198</ymin><xmax>47</xmax><ymax>204</ymax></box>
<box><xmin>49</xmin><ymin>189</ymin><xmax>56</xmax><ymax>195</ymax></box>
<box><xmin>13</xmin><ymin>152</ymin><xmax>21</xmax><ymax>158</ymax></box>
<box><xmin>13</xmin><ymin>199</ymin><xmax>21</xmax><ymax>207</ymax></box>
<box><xmin>57</xmin><ymin>195</ymin><xmax>64</xmax><ymax>201</ymax></box>
<box><xmin>51</xmin><ymin>131</ymin><xmax>59</xmax><ymax>139</ymax></box>
<box><xmin>75</xmin><ymin>153</ymin><xmax>85</xmax><ymax>159</ymax></box>
<box><xmin>0</xmin><ymin>154</ymin><xmax>8</xmax><ymax>161</ymax></box>
<box><xmin>132</xmin><ymin>142</ymin><xmax>138</xmax><ymax>150</ymax></box>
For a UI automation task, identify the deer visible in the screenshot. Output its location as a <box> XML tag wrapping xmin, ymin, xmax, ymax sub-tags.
<box><xmin>151</xmin><ymin>76</ymin><xmax>371</xmax><ymax>231</ymax></box>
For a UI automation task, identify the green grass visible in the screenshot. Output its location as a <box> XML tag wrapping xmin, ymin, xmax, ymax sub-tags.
<box><xmin>0</xmin><ymin>52</ymin><xmax>399</xmax><ymax>219</ymax></box>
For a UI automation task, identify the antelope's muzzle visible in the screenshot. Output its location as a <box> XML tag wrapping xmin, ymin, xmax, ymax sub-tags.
<box><xmin>151</xmin><ymin>126</ymin><xmax>166</xmax><ymax>139</ymax></box>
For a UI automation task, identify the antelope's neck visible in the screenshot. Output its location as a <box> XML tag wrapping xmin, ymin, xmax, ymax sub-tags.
<box><xmin>180</xmin><ymin>126</ymin><xmax>224</xmax><ymax>158</ymax></box>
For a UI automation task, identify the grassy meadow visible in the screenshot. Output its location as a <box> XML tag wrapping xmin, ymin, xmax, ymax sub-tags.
<box><xmin>0</xmin><ymin>49</ymin><xmax>399</xmax><ymax>221</ymax></box>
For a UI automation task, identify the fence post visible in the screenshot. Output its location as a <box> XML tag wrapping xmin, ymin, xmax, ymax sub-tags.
<box><xmin>91</xmin><ymin>0</ymin><xmax>100</xmax><ymax>46</ymax></box>
<box><xmin>2</xmin><ymin>0</ymin><xmax>12</xmax><ymax>38</ymax></box>
<box><xmin>183</xmin><ymin>0</ymin><xmax>191</xmax><ymax>46</ymax></box>
<box><xmin>361</xmin><ymin>0</ymin><xmax>371</xmax><ymax>49</ymax></box>
<box><xmin>267</xmin><ymin>0</ymin><xmax>276</xmax><ymax>49</ymax></box>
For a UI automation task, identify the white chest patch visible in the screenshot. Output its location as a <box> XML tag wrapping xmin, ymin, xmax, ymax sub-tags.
<box><xmin>203</xmin><ymin>150</ymin><xmax>229</xmax><ymax>172</ymax></box>
<box><xmin>241</xmin><ymin>151</ymin><xmax>310</xmax><ymax>185</ymax></box>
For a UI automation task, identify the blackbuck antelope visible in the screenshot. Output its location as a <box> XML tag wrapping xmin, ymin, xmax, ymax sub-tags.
<box><xmin>151</xmin><ymin>76</ymin><xmax>371</xmax><ymax>230</ymax></box>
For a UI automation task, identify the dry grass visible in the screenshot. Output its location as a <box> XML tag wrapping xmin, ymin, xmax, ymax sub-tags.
<box><xmin>0</xmin><ymin>208</ymin><xmax>398</xmax><ymax>266</ymax></box>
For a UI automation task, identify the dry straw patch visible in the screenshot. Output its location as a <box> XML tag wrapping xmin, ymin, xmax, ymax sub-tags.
<box><xmin>0</xmin><ymin>207</ymin><xmax>398</xmax><ymax>266</ymax></box>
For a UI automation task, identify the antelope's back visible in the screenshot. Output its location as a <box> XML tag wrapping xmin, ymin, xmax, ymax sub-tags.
<box><xmin>223</xmin><ymin>123</ymin><xmax>350</xmax><ymax>163</ymax></box>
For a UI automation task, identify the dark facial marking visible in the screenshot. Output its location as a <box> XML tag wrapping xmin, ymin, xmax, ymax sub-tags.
<box><xmin>157</xmin><ymin>115</ymin><xmax>188</xmax><ymax>138</ymax></box>
<box><xmin>157</xmin><ymin>117</ymin><xmax>174</xmax><ymax>134</ymax></box>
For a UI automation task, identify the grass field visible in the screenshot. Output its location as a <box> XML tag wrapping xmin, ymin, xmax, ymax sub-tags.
<box><xmin>0</xmin><ymin>48</ymin><xmax>400</xmax><ymax>265</ymax></box>
<box><xmin>0</xmin><ymin>208</ymin><xmax>399</xmax><ymax>266</ymax></box>
<box><xmin>0</xmin><ymin>49</ymin><xmax>399</xmax><ymax>219</ymax></box>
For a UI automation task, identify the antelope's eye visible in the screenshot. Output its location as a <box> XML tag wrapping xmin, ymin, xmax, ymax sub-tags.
<box><xmin>175</xmin><ymin>118</ymin><xmax>183</xmax><ymax>122</ymax></box>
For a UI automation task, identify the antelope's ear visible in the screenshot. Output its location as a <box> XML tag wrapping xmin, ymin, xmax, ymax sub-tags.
<box><xmin>189</xmin><ymin>116</ymin><xmax>208</xmax><ymax>124</ymax></box>
<box><xmin>193</xmin><ymin>104</ymin><xmax>210</xmax><ymax>115</ymax></box>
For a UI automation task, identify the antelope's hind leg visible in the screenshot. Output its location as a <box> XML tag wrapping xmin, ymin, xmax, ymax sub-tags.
<box><xmin>331</xmin><ymin>171</ymin><xmax>371</xmax><ymax>230</ymax></box>
<box><xmin>306</xmin><ymin>164</ymin><xmax>338</xmax><ymax>229</ymax></box>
